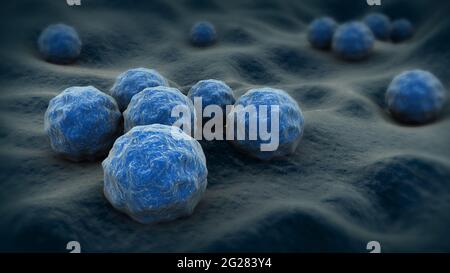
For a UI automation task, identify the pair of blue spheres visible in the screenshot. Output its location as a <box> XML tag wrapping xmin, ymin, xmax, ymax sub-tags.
<box><xmin>110</xmin><ymin>68</ymin><xmax>169</xmax><ymax>111</ymax></box>
<box><xmin>386</xmin><ymin>70</ymin><xmax>447</xmax><ymax>124</ymax></box>
<box><xmin>38</xmin><ymin>23</ymin><xmax>82</xmax><ymax>64</ymax></box>
<box><xmin>190</xmin><ymin>21</ymin><xmax>217</xmax><ymax>47</ymax></box>
<box><xmin>44</xmin><ymin>86</ymin><xmax>121</xmax><ymax>161</ymax></box>
<box><xmin>229</xmin><ymin>88</ymin><xmax>304</xmax><ymax>161</ymax></box>
<box><xmin>103</xmin><ymin>124</ymin><xmax>208</xmax><ymax>224</ymax></box>
<box><xmin>124</xmin><ymin>86</ymin><xmax>196</xmax><ymax>133</ymax></box>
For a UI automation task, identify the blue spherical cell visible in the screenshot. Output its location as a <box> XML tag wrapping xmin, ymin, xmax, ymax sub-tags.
<box><xmin>190</xmin><ymin>21</ymin><xmax>217</xmax><ymax>47</ymax></box>
<box><xmin>363</xmin><ymin>13</ymin><xmax>391</xmax><ymax>41</ymax></box>
<box><xmin>110</xmin><ymin>68</ymin><xmax>169</xmax><ymax>111</ymax></box>
<box><xmin>307</xmin><ymin>17</ymin><xmax>338</xmax><ymax>50</ymax></box>
<box><xmin>124</xmin><ymin>86</ymin><xmax>196</xmax><ymax>133</ymax></box>
<box><xmin>102</xmin><ymin>124</ymin><xmax>208</xmax><ymax>224</ymax></box>
<box><xmin>332</xmin><ymin>22</ymin><xmax>375</xmax><ymax>61</ymax></box>
<box><xmin>228</xmin><ymin>88</ymin><xmax>304</xmax><ymax>161</ymax></box>
<box><xmin>390</xmin><ymin>19</ymin><xmax>414</xmax><ymax>43</ymax></box>
<box><xmin>188</xmin><ymin>79</ymin><xmax>236</xmax><ymax>116</ymax></box>
<box><xmin>38</xmin><ymin>23</ymin><xmax>82</xmax><ymax>64</ymax></box>
<box><xmin>44</xmin><ymin>86</ymin><xmax>122</xmax><ymax>161</ymax></box>
<box><xmin>386</xmin><ymin>70</ymin><xmax>446</xmax><ymax>124</ymax></box>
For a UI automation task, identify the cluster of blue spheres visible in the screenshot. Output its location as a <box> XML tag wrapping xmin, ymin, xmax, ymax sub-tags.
<box><xmin>38</xmin><ymin>23</ymin><xmax>82</xmax><ymax>64</ymax></box>
<box><xmin>124</xmin><ymin>86</ymin><xmax>196</xmax><ymax>133</ymax></box>
<box><xmin>103</xmin><ymin>124</ymin><xmax>208</xmax><ymax>224</ymax></box>
<box><xmin>307</xmin><ymin>13</ymin><xmax>414</xmax><ymax>61</ymax></box>
<box><xmin>386</xmin><ymin>70</ymin><xmax>447</xmax><ymax>124</ymax></box>
<box><xmin>229</xmin><ymin>88</ymin><xmax>304</xmax><ymax>161</ymax></box>
<box><xmin>110</xmin><ymin>68</ymin><xmax>169</xmax><ymax>111</ymax></box>
<box><xmin>190</xmin><ymin>21</ymin><xmax>217</xmax><ymax>47</ymax></box>
<box><xmin>44</xmin><ymin>86</ymin><xmax>121</xmax><ymax>161</ymax></box>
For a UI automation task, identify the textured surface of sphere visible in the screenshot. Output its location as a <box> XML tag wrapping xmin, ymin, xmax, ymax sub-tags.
<box><xmin>228</xmin><ymin>88</ymin><xmax>304</xmax><ymax>160</ymax></box>
<box><xmin>124</xmin><ymin>86</ymin><xmax>196</xmax><ymax>133</ymax></box>
<box><xmin>38</xmin><ymin>23</ymin><xmax>82</xmax><ymax>64</ymax></box>
<box><xmin>390</xmin><ymin>19</ymin><xmax>414</xmax><ymax>43</ymax></box>
<box><xmin>103</xmin><ymin>124</ymin><xmax>208</xmax><ymax>224</ymax></box>
<box><xmin>110</xmin><ymin>68</ymin><xmax>169</xmax><ymax>111</ymax></box>
<box><xmin>332</xmin><ymin>22</ymin><xmax>375</xmax><ymax>61</ymax></box>
<box><xmin>190</xmin><ymin>21</ymin><xmax>217</xmax><ymax>47</ymax></box>
<box><xmin>386</xmin><ymin>70</ymin><xmax>446</xmax><ymax>124</ymax></box>
<box><xmin>44</xmin><ymin>86</ymin><xmax>121</xmax><ymax>161</ymax></box>
<box><xmin>307</xmin><ymin>17</ymin><xmax>338</xmax><ymax>49</ymax></box>
<box><xmin>188</xmin><ymin>79</ymin><xmax>236</xmax><ymax>114</ymax></box>
<box><xmin>363</xmin><ymin>13</ymin><xmax>391</xmax><ymax>40</ymax></box>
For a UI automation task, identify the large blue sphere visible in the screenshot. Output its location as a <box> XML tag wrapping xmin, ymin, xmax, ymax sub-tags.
<box><xmin>38</xmin><ymin>23</ymin><xmax>82</xmax><ymax>64</ymax></box>
<box><xmin>386</xmin><ymin>70</ymin><xmax>446</xmax><ymax>124</ymax></box>
<box><xmin>390</xmin><ymin>19</ymin><xmax>414</xmax><ymax>43</ymax></box>
<box><xmin>102</xmin><ymin>124</ymin><xmax>208</xmax><ymax>224</ymax></box>
<box><xmin>124</xmin><ymin>86</ymin><xmax>196</xmax><ymax>133</ymax></box>
<box><xmin>110</xmin><ymin>68</ymin><xmax>169</xmax><ymax>111</ymax></box>
<box><xmin>364</xmin><ymin>13</ymin><xmax>391</xmax><ymax>41</ymax></box>
<box><xmin>228</xmin><ymin>88</ymin><xmax>304</xmax><ymax>160</ymax></box>
<box><xmin>44</xmin><ymin>86</ymin><xmax>121</xmax><ymax>161</ymax></box>
<box><xmin>188</xmin><ymin>79</ymin><xmax>236</xmax><ymax>115</ymax></box>
<box><xmin>332</xmin><ymin>22</ymin><xmax>375</xmax><ymax>61</ymax></box>
<box><xmin>190</xmin><ymin>21</ymin><xmax>217</xmax><ymax>47</ymax></box>
<box><xmin>307</xmin><ymin>17</ymin><xmax>338</xmax><ymax>49</ymax></box>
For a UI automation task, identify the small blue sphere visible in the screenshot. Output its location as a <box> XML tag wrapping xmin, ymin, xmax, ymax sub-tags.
<box><xmin>103</xmin><ymin>124</ymin><xmax>208</xmax><ymax>224</ymax></box>
<box><xmin>110</xmin><ymin>68</ymin><xmax>169</xmax><ymax>111</ymax></box>
<box><xmin>386</xmin><ymin>70</ymin><xmax>446</xmax><ymax>124</ymax></box>
<box><xmin>188</xmin><ymin>79</ymin><xmax>236</xmax><ymax>116</ymax></box>
<box><xmin>190</xmin><ymin>21</ymin><xmax>217</xmax><ymax>47</ymax></box>
<box><xmin>307</xmin><ymin>17</ymin><xmax>338</xmax><ymax>50</ymax></box>
<box><xmin>364</xmin><ymin>13</ymin><xmax>391</xmax><ymax>41</ymax></box>
<box><xmin>44</xmin><ymin>86</ymin><xmax>121</xmax><ymax>161</ymax></box>
<box><xmin>390</xmin><ymin>19</ymin><xmax>414</xmax><ymax>43</ymax></box>
<box><xmin>38</xmin><ymin>23</ymin><xmax>82</xmax><ymax>64</ymax></box>
<box><xmin>228</xmin><ymin>88</ymin><xmax>304</xmax><ymax>161</ymax></box>
<box><xmin>124</xmin><ymin>86</ymin><xmax>196</xmax><ymax>133</ymax></box>
<box><xmin>332</xmin><ymin>22</ymin><xmax>375</xmax><ymax>61</ymax></box>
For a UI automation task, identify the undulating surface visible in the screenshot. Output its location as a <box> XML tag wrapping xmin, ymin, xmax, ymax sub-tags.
<box><xmin>0</xmin><ymin>0</ymin><xmax>449</xmax><ymax>252</ymax></box>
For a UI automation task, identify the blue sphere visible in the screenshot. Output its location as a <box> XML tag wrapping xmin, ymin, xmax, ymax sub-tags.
<box><xmin>44</xmin><ymin>86</ymin><xmax>121</xmax><ymax>161</ymax></box>
<box><xmin>102</xmin><ymin>124</ymin><xmax>208</xmax><ymax>224</ymax></box>
<box><xmin>364</xmin><ymin>13</ymin><xmax>391</xmax><ymax>41</ymax></box>
<box><xmin>390</xmin><ymin>19</ymin><xmax>414</xmax><ymax>43</ymax></box>
<box><xmin>190</xmin><ymin>21</ymin><xmax>217</xmax><ymax>47</ymax></box>
<box><xmin>228</xmin><ymin>88</ymin><xmax>304</xmax><ymax>161</ymax></box>
<box><xmin>38</xmin><ymin>23</ymin><xmax>82</xmax><ymax>64</ymax></box>
<box><xmin>332</xmin><ymin>22</ymin><xmax>375</xmax><ymax>61</ymax></box>
<box><xmin>110</xmin><ymin>68</ymin><xmax>169</xmax><ymax>111</ymax></box>
<box><xmin>188</xmin><ymin>79</ymin><xmax>236</xmax><ymax>117</ymax></box>
<box><xmin>386</xmin><ymin>70</ymin><xmax>446</xmax><ymax>124</ymax></box>
<box><xmin>124</xmin><ymin>86</ymin><xmax>196</xmax><ymax>134</ymax></box>
<box><xmin>307</xmin><ymin>17</ymin><xmax>338</xmax><ymax>49</ymax></box>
